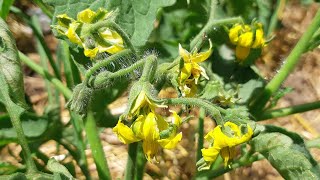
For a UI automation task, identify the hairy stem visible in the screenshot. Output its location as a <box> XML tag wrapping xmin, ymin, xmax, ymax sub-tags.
<box><xmin>163</xmin><ymin>98</ymin><xmax>224</xmax><ymax>125</ymax></box>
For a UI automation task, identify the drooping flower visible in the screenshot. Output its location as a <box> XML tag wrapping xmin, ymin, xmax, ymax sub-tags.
<box><xmin>201</xmin><ymin>122</ymin><xmax>253</xmax><ymax>168</ymax></box>
<box><xmin>113</xmin><ymin>91</ymin><xmax>183</xmax><ymax>162</ymax></box>
<box><xmin>55</xmin><ymin>8</ymin><xmax>124</xmax><ymax>59</ymax></box>
<box><xmin>229</xmin><ymin>23</ymin><xmax>266</xmax><ymax>61</ymax></box>
<box><xmin>178</xmin><ymin>41</ymin><xmax>212</xmax><ymax>97</ymax></box>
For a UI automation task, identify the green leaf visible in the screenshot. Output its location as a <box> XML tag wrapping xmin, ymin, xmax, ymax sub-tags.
<box><xmin>0</xmin><ymin>18</ymin><xmax>27</xmax><ymax>108</ymax></box>
<box><xmin>250</xmin><ymin>125</ymin><xmax>320</xmax><ymax>179</ymax></box>
<box><xmin>0</xmin><ymin>162</ymin><xmax>21</xmax><ymax>175</ymax></box>
<box><xmin>0</xmin><ymin>114</ymin><xmax>48</xmax><ymax>146</ymax></box>
<box><xmin>0</xmin><ymin>0</ymin><xmax>14</xmax><ymax>19</ymax></box>
<box><xmin>238</xmin><ymin>78</ymin><xmax>264</xmax><ymax>104</ymax></box>
<box><xmin>107</xmin><ymin>0</ymin><xmax>176</xmax><ymax>47</ymax></box>
<box><xmin>47</xmin><ymin>158</ymin><xmax>74</xmax><ymax>180</ymax></box>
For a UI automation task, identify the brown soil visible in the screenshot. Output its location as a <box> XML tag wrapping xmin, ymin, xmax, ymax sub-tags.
<box><xmin>1</xmin><ymin>1</ymin><xmax>320</xmax><ymax>180</ymax></box>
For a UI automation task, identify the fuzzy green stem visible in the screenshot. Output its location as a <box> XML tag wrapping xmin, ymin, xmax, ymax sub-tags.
<box><xmin>86</xmin><ymin>20</ymin><xmax>137</xmax><ymax>56</ymax></box>
<box><xmin>196</xmin><ymin>108</ymin><xmax>205</xmax><ymax>161</ymax></box>
<box><xmin>250</xmin><ymin>9</ymin><xmax>320</xmax><ymax>115</ymax></box>
<box><xmin>8</xmin><ymin>109</ymin><xmax>38</xmax><ymax>173</ymax></box>
<box><xmin>196</xmin><ymin>154</ymin><xmax>264</xmax><ymax>179</ymax></box>
<box><xmin>125</xmin><ymin>142</ymin><xmax>138</xmax><ymax>180</ymax></box>
<box><xmin>85</xmin><ymin>49</ymin><xmax>132</xmax><ymax>79</ymax></box>
<box><xmin>163</xmin><ymin>98</ymin><xmax>224</xmax><ymax>125</ymax></box>
<box><xmin>140</xmin><ymin>55</ymin><xmax>157</xmax><ymax>82</ymax></box>
<box><xmin>257</xmin><ymin>101</ymin><xmax>320</xmax><ymax>121</ymax></box>
<box><xmin>190</xmin><ymin>0</ymin><xmax>242</xmax><ymax>50</ymax></box>
<box><xmin>92</xmin><ymin>57</ymin><xmax>146</xmax><ymax>88</ymax></box>
<box><xmin>19</xmin><ymin>52</ymin><xmax>72</xmax><ymax>99</ymax></box>
<box><xmin>85</xmin><ymin>111</ymin><xmax>111</xmax><ymax>180</ymax></box>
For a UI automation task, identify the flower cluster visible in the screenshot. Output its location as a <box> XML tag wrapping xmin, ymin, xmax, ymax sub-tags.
<box><xmin>113</xmin><ymin>91</ymin><xmax>182</xmax><ymax>161</ymax></box>
<box><xmin>201</xmin><ymin>122</ymin><xmax>253</xmax><ymax>168</ymax></box>
<box><xmin>229</xmin><ymin>23</ymin><xmax>265</xmax><ymax>60</ymax></box>
<box><xmin>54</xmin><ymin>8</ymin><xmax>124</xmax><ymax>59</ymax></box>
<box><xmin>178</xmin><ymin>41</ymin><xmax>212</xmax><ymax>97</ymax></box>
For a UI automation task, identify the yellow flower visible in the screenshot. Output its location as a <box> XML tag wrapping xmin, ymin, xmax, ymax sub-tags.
<box><xmin>113</xmin><ymin>110</ymin><xmax>183</xmax><ymax>162</ymax></box>
<box><xmin>178</xmin><ymin>41</ymin><xmax>212</xmax><ymax>97</ymax></box>
<box><xmin>130</xmin><ymin>91</ymin><xmax>167</xmax><ymax>116</ymax></box>
<box><xmin>229</xmin><ymin>23</ymin><xmax>265</xmax><ymax>61</ymax></box>
<box><xmin>112</xmin><ymin>120</ymin><xmax>140</xmax><ymax>144</ymax></box>
<box><xmin>201</xmin><ymin>122</ymin><xmax>253</xmax><ymax>168</ymax></box>
<box><xmin>55</xmin><ymin>8</ymin><xmax>124</xmax><ymax>59</ymax></box>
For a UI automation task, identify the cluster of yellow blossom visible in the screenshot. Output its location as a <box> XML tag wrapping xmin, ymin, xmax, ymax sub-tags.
<box><xmin>55</xmin><ymin>8</ymin><xmax>124</xmax><ymax>59</ymax></box>
<box><xmin>201</xmin><ymin>122</ymin><xmax>253</xmax><ymax>168</ymax></box>
<box><xmin>229</xmin><ymin>23</ymin><xmax>265</xmax><ymax>60</ymax></box>
<box><xmin>113</xmin><ymin>91</ymin><xmax>182</xmax><ymax>161</ymax></box>
<box><xmin>178</xmin><ymin>41</ymin><xmax>212</xmax><ymax>97</ymax></box>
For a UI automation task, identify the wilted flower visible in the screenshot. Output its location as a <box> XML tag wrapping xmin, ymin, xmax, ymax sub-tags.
<box><xmin>113</xmin><ymin>91</ymin><xmax>183</xmax><ymax>161</ymax></box>
<box><xmin>178</xmin><ymin>40</ymin><xmax>212</xmax><ymax>97</ymax></box>
<box><xmin>55</xmin><ymin>8</ymin><xmax>124</xmax><ymax>59</ymax></box>
<box><xmin>200</xmin><ymin>122</ymin><xmax>253</xmax><ymax>168</ymax></box>
<box><xmin>229</xmin><ymin>23</ymin><xmax>265</xmax><ymax>60</ymax></box>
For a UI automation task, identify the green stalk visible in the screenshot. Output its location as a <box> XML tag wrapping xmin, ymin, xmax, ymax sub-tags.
<box><xmin>32</xmin><ymin>0</ymin><xmax>53</xmax><ymax>19</ymax></box>
<box><xmin>190</xmin><ymin>0</ymin><xmax>242</xmax><ymax>50</ymax></box>
<box><xmin>31</xmin><ymin>15</ymin><xmax>54</xmax><ymax>104</ymax></box>
<box><xmin>139</xmin><ymin>55</ymin><xmax>157</xmax><ymax>82</ymax></box>
<box><xmin>19</xmin><ymin>52</ymin><xmax>72</xmax><ymax>99</ymax></box>
<box><xmin>59</xmin><ymin>41</ymin><xmax>81</xmax><ymax>88</ymax></box>
<box><xmin>85</xmin><ymin>111</ymin><xmax>111</xmax><ymax>180</ymax></box>
<box><xmin>125</xmin><ymin>142</ymin><xmax>138</xmax><ymax>180</ymax></box>
<box><xmin>257</xmin><ymin>101</ymin><xmax>320</xmax><ymax>121</ymax></box>
<box><xmin>85</xmin><ymin>49</ymin><xmax>132</xmax><ymax>80</ymax></box>
<box><xmin>250</xmin><ymin>9</ymin><xmax>320</xmax><ymax>115</ymax></box>
<box><xmin>196</xmin><ymin>154</ymin><xmax>264</xmax><ymax>179</ymax></box>
<box><xmin>196</xmin><ymin>108</ymin><xmax>205</xmax><ymax>161</ymax></box>
<box><xmin>91</xmin><ymin>57</ymin><xmax>146</xmax><ymax>88</ymax></box>
<box><xmin>7</xmin><ymin>108</ymin><xmax>38</xmax><ymax>173</ymax></box>
<box><xmin>163</xmin><ymin>98</ymin><xmax>224</xmax><ymax>125</ymax></box>
<box><xmin>134</xmin><ymin>143</ymin><xmax>147</xmax><ymax>180</ymax></box>
<box><xmin>267</xmin><ymin>0</ymin><xmax>286</xmax><ymax>36</ymax></box>
<box><xmin>11</xmin><ymin>6</ymin><xmax>61</xmax><ymax>80</ymax></box>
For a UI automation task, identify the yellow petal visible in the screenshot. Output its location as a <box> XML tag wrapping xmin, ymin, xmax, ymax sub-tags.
<box><xmin>235</xmin><ymin>46</ymin><xmax>250</xmax><ymax>60</ymax></box>
<box><xmin>169</xmin><ymin>110</ymin><xmax>182</xmax><ymax>127</ymax></box>
<box><xmin>56</xmin><ymin>14</ymin><xmax>74</xmax><ymax>27</ymax></box>
<box><xmin>191</xmin><ymin>40</ymin><xmax>212</xmax><ymax>63</ymax></box>
<box><xmin>180</xmin><ymin>63</ymin><xmax>192</xmax><ymax>84</ymax></box>
<box><xmin>179</xmin><ymin>44</ymin><xmax>190</xmax><ymax>62</ymax></box>
<box><xmin>156</xmin><ymin>115</ymin><xmax>169</xmax><ymax>131</ymax></box>
<box><xmin>142</xmin><ymin>112</ymin><xmax>159</xmax><ymax>142</ymax></box>
<box><xmin>252</xmin><ymin>28</ymin><xmax>265</xmax><ymax>48</ymax></box>
<box><xmin>229</xmin><ymin>24</ymin><xmax>242</xmax><ymax>45</ymax></box>
<box><xmin>84</xmin><ymin>47</ymin><xmax>99</xmax><ymax>58</ymax></box>
<box><xmin>220</xmin><ymin>147</ymin><xmax>236</xmax><ymax>167</ymax></box>
<box><xmin>130</xmin><ymin>91</ymin><xmax>148</xmax><ymax>115</ymax></box>
<box><xmin>143</xmin><ymin>140</ymin><xmax>159</xmax><ymax>162</ymax></box>
<box><xmin>158</xmin><ymin>132</ymin><xmax>182</xmax><ymax>149</ymax></box>
<box><xmin>201</xmin><ymin>147</ymin><xmax>220</xmax><ymax>162</ymax></box>
<box><xmin>113</xmin><ymin>120</ymin><xmax>140</xmax><ymax>144</ymax></box>
<box><xmin>238</xmin><ymin>32</ymin><xmax>254</xmax><ymax>48</ymax></box>
<box><xmin>77</xmin><ymin>9</ymin><xmax>96</xmax><ymax>23</ymax></box>
<box><xmin>66</xmin><ymin>22</ymin><xmax>82</xmax><ymax>45</ymax></box>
